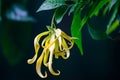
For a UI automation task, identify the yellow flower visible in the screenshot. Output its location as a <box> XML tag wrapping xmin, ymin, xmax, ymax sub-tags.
<box><xmin>27</xmin><ymin>27</ymin><xmax>74</xmax><ymax>78</ymax></box>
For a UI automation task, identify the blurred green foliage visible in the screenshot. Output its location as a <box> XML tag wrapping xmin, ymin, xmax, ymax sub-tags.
<box><xmin>1</xmin><ymin>21</ymin><xmax>32</xmax><ymax>65</ymax></box>
<box><xmin>1</xmin><ymin>0</ymin><xmax>34</xmax><ymax>66</ymax></box>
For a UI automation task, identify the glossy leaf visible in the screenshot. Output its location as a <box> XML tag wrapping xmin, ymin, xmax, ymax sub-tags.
<box><xmin>36</xmin><ymin>0</ymin><xmax>65</xmax><ymax>12</ymax></box>
<box><xmin>55</xmin><ymin>5</ymin><xmax>69</xmax><ymax>24</ymax></box>
<box><xmin>71</xmin><ymin>6</ymin><xmax>83</xmax><ymax>55</ymax></box>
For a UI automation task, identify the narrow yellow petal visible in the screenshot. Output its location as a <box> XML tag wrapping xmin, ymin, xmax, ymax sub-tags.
<box><xmin>54</xmin><ymin>51</ymin><xmax>67</xmax><ymax>59</ymax></box>
<box><xmin>43</xmin><ymin>49</ymin><xmax>49</xmax><ymax>67</ymax></box>
<box><xmin>44</xmin><ymin>35</ymin><xmax>59</xmax><ymax>50</ymax></box>
<box><xmin>61</xmin><ymin>31</ymin><xmax>73</xmax><ymax>40</ymax></box>
<box><xmin>48</xmin><ymin>33</ymin><xmax>60</xmax><ymax>75</ymax></box>
<box><xmin>61</xmin><ymin>32</ymin><xmax>74</xmax><ymax>50</ymax></box>
<box><xmin>54</xmin><ymin>40</ymin><xmax>59</xmax><ymax>59</ymax></box>
<box><xmin>54</xmin><ymin>39</ymin><xmax>66</xmax><ymax>59</ymax></box>
<box><xmin>28</xmin><ymin>27</ymin><xmax>74</xmax><ymax>78</ymax></box>
<box><xmin>41</xmin><ymin>35</ymin><xmax>50</xmax><ymax>48</ymax></box>
<box><xmin>27</xmin><ymin>31</ymin><xmax>50</xmax><ymax>64</ymax></box>
<box><xmin>61</xmin><ymin>38</ymin><xmax>70</xmax><ymax>59</ymax></box>
<box><xmin>48</xmin><ymin>49</ymin><xmax>60</xmax><ymax>76</ymax></box>
<box><xmin>55</xmin><ymin>29</ymin><xmax>63</xmax><ymax>51</ymax></box>
<box><xmin>36</xmin><ymin>51</ymin><xmax>47</xmax><ymax>78</ymax></box>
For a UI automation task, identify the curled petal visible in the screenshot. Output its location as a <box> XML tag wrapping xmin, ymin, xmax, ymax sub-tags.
<box><xmin>61</xmin><ymin>31</ymin><xmax>73</xmax><ymax>39</ymax></box>
<box><xmin>36</xmin><ymin>51</ymin><xmax>47</xmax><ymax>78</ymax></box>
<box><xmin>27</xmin><ymin>54</ymin><xmax>38</xmax><ymax>64</ymax></box>
<box><xmin>28</xmin><ymin>27</ymin><xmax>74</xmax><ymax>78</ymax></box>
<box><xmin>48</xmin><ymin>61</ymin><xmax>60</xmax><ymax>76</ymax></box>
<box><xmin>43</xmin><ymin>36</ymin><xmax>51</xmax><ymax>66</ymax></box>
<box><xmin>48</xmin><ymin>33</ymin><xmax>61</xmax><ymax>75</ymax></box>
<box><xmin>44</xmin><ymin>35</ymin><xmax>60</xmax><ymax>50</ymax></box>
<box><xmin>48</xmin><ymin>49</ymin><xmax>60</xmax><ymax>75</ymax></box>
<box><xmin>27</xmin><ymin>31</ymin><xmax>50</xmax><ymax>64</ymax></box>
<box><xmin>55</xmin><ymin>51</ymin><xmax>68</xmax><ymax>59</ymax></box>
<box><xmin>41</xmin><ymin>35</ymin><xmax>50</xmax><ymax>48</ymax></box>
<box><xmin>54</xmin><ymin>40</ymin><xmax>67</xmax><ymax>59</ymax></box>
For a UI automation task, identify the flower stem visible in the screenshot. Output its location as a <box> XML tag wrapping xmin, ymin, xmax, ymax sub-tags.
<box><xmin>51</xmin><ymin>12</ymin><xmax>56</xmax><ymax>28</ymax></box>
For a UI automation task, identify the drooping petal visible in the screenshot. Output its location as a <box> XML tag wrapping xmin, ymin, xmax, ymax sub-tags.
<box><xmin>61</xmin><ymin>31</ymin><xmax>74</xmax><ymax>50</ymax></box>
<box><xmin>54</xmin><ymin>40</ymin><xmax>60</xmax><ymax>59</ymax></box>
<box><xmin>48</xmin><ymin>49</ymin><xmax>60</xmax><ymax>76</ymax></box>
<box><xmin>55</xmin><ymin>28</ymin><xmax>74</xmax><ymax>59</ymax></box>
<box><xmin>61</xmin><ymin>31</ymin><xmax>73</xmax><ymax>40</ymax></box>
<box><xmin>55</xmin><ymin>29</ymin><xmax>62</xmax><ymax>51</ymax></box>
<box><xmin>43</xmin><ymin>35</ymin><xmax>51</xmax><ymax>66</ymax></box>
<box><xmin>43</xmin><ymin>49</ymin><xmax>49</xmax><ymax>67</ymax></box>
<box><xmin>41</xmin><ymin>35</ymin><xmax>50</xmax><ymax>48</ymax></box>
<box><xmin>36</xmin><ymin>51</ymin><xmax>47</xmax><ymax>78</ymax></box>
<box><xmin>55</xmin><ymin>51</ymin><xmax>67</xmax><ymax>59</ymax></box>
<box><xmin>58</xmin><ymin>36</ymin><xmax>62</xmax><ymax>50</ymax></box>
<box><xmin>48</xmin><ymin>33</ymin><xmax>60</xmax><ymax>75</ymax></box>
<box><xmin>28</xmin><ymin>27</ymin><xmax>74</xmax><ymax>78</ymax></box>
<box><xmin>27</xmin><ymin>31</ymin><xmax>50</xmax><ymax>64</ymax></box>
<box><xmin>54</xmin><ymin>38</ymin><xmax>67</xmax><ymax>59</ymax></box>
<box><xmin>61</xmin><ymin>37</ymin><xmax>70</xmax><ymax>59</ymax></box>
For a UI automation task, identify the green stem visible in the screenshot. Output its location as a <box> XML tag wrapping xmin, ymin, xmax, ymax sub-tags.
<box><xmin>51</xmin><ymin>12</ymin><xmax>56</xmax><ymax>28</ymax></box>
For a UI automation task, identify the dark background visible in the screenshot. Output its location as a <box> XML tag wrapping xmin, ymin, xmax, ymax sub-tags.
<box><xmin>0</xmin><ymin>0</ymin><xmax>120</xmax><ymax>80</ymax></box>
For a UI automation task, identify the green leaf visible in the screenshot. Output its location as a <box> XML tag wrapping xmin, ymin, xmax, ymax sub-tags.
<box><xmin>36</xmin><ymin>0</ymin><xmax>65</xmax><ymax>12</ymax></box>
<box><xmin>106</xmin><ymin>19</ymin><xmax>120</xmax><ymax>35</ymax></box>
<box><xmin>106</xmin><ymin>1</ymin><xmax>120</xmax><ymax>34</ymax></box>
<box><xmin>103</xmin><ymin>3</ymin><xmax>110</xmax><ymax>16</ymax></box>
<box><xmin>81</xmin><ymin>0</ymin><xmax>109</xmax><ymax>19</ymax></box>
<box><xmin>75</xmin><ymin>0</ymin><xmax>110</xmax><ymax>31</ymax></box>
<box><xmin>71</xmin><ymin>6</ymin><xmax>83</xmax><ymax>55</ymax></box>
<box><xmin>89</xmin><ymin>0</ymin><xmax>109</xmax><ymax>17</ymax></box>
<box><xmin>68</xmin><ymin>4</ymin><xmax>77</xmax><ymax>15</ymax></box>
<box><xmin>87</xmin><ymin>21</ymin><xmax>108</xmax><ymax>40</ymax></box>
<box><xmin>55</xmin><ymin>5</ymin><xmax>69</xmax><ymax>24</ymax></box>
<box><xmin>107</xmin><ymin>4</ymin><xmax>118</xmax><ymax>29</ymax></box>
<box><xmin>109</xmin><ymin>0</ymin><xmax>117</xmax><ymax>10</ymax></box>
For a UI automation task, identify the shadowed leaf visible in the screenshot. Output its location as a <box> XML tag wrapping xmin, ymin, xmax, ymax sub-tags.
<box><xmin>87</xmin><ymin>21</ymin><xmax>108</xmax><ymax>40</ymax></box>
<box><xmin>55</xmin><ymin>5</ymin><xmax>69</xmax><ymax>23</ymax></box>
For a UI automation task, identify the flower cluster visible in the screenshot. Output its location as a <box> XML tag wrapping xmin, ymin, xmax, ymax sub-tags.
<box><xmin>27</xmin><ymin>27</ymin><xmax>74</xmax><ymax>78</ymax></box>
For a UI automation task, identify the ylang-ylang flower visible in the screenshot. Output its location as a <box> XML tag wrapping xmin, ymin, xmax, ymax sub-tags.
<box><xmin>27</xmin><ymin>26</ymin><xmax>74</xmax><ymax>78</ymax></box>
